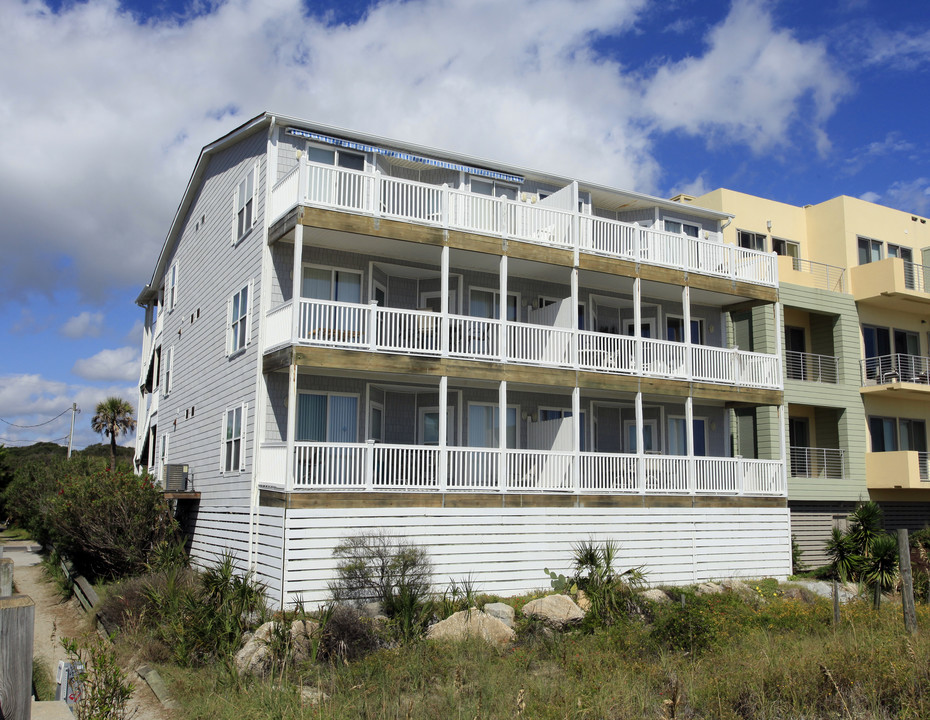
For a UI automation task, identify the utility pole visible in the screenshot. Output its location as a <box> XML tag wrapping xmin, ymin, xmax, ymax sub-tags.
<box><xmin>66</xmin><ymin>403</ymin><xmax>79</xmax><ymax>459</ymax></box>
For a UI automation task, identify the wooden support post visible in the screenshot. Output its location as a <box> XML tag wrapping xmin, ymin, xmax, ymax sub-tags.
<box><xmin>832</xmin><ymin>580</ymin><xmax>840</xmax><ymax>626</ymax></box>
<box><xmin>0</xmin><ymin>558</ymin><xmax>12</xmax><ymax>597</ymax></box>
<box><xmin>0</xmin><ymin>594</ymin><xmax>35</xmax><ymax>720</ymax></box>
<box><xmin>898</xmin><ymin>528</ymin><xmax>918</xmax><ymax>634</ymax></box>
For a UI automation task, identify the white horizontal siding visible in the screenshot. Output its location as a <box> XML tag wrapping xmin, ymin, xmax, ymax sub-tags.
<box><xmin>254</xmin><ymin>505</ymin><xmax>285</xmax><ymax>600</ymax></box>
<box><xmin>277</xmin><ymin>506</ymin><xmax>791</xmax><ymax>606</ymax></box>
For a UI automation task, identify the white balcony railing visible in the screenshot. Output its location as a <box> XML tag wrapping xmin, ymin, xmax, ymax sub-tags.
<box><xmin>785</xmin><ymin>350</ymin><xmax>838</xmax><ymax>383</ymax></box>
<box><xmin>262</xmin><ymin>442</ymin><xmax>786</xmax><ymax>496</ymax></box>
<box><xmin>861</xmin><ymin>354</ymin><xmax>930</xmax><ymax>386</ymax></box>
<box><xmin>789</xmin><ymin>446</ymin><xmax>845</xmax><ymax>479</ymax></box>
<box><xmin>266</xmin><ymin>299</ymin><xmax>782</xmax><ymax>390</ymax></box>
<box><xmin>270</xmin><ymin>162</ymin><xmax>778</xmax><ymax>287</ymax></box>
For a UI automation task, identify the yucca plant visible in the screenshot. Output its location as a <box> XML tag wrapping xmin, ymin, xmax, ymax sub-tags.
<box><xmin>862</xmin><ymin>532</ymin><xmax>899</xmax><ymax>609</ymax></box>
<box><xmin>848</xmin><ymin>501</ymin><xmax>884</xmax><ymax>557</ymax></box>
<box><xmin>825</xmin><ymin>527</ymin><xmax>860</xmax><ymax>582</ymax></box>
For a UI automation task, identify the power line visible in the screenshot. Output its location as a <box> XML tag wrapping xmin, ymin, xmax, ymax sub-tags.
<box><xmin>0</xmin><ymin>407</ymin><xmax>72</xmax><ymax>428</ymax></box>
<box><xmin>0</xmin><ymin>434</ymin><xmax>71</xmax><ymax>445</ymax></box>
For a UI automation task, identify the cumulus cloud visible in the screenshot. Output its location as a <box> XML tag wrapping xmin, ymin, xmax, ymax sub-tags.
<box><xmin>642</xmin><ymin>0</ymin><xmax>848</xmax><ymax>154</ymax></box>
<box><xmin>60</xmin><ymin>311</ymin><xmax>105</xmax><ymax>339</ymax></box>
<box><xmin>859</xmin><ymin>178</ymin><xmax>930</xmax><ymax>216</ymax></box>
<box><xmin>0</xmin><ymin>0</ymin><xmax>848</xmax><ymax>311</ymax></box>
<box><xmin>0</xmin><ymin>373</ymin><xmax>136</xmax><ymax>449</ymax></box>
<box><xmin>862</xmin><ymin>28</ymin><xmax>930</xmax><ymax>71</ymax></box>
<box><xmin>72</xmin><ymin>346</ymin><xmax>140</xmax><ymax>382</ymax></box>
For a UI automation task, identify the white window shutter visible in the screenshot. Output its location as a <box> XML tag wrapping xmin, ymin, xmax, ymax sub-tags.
<box><xmin>166</xmin><ymin>346</ymin><xmax>174</xmax><ymax>394</ymax></box>
<box><xmin>240</xmin><ymin>402</ymin><xmax>248</xmax><ymax>472</ymax></box>
<box><xmin>225</xmin><ymin>296</ymin><xmax>233</xmax><ymax>355</ymax></box>
<box><xmin>252</xmin><ymin>163</ymin><xmax>259</xmax><ymax>229</ymax></box>
<box><xmin>173</xmin><ymin>263</ymin><xmax>179</xmax><ymax>310</ymax></box>
<box><xmin>220</xmin><ymin>410</ymin><xmax>227</xmax><ymax>473</ymax></box>
<box><xmin>231</xmin><ymin>193</ymin><xmax>238</xmax><ymax>245</ymax></box>
<box><xmin>246</xmin><ymin>279</ymin><xmax>254</xmax><ymax>346</ymax></box>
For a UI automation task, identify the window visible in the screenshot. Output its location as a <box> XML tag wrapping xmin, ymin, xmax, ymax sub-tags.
<box><xmin>418</xmin><ymin>407</ymin><xmax>454</xmax><ymax>446</ymax></box>
<box><xmin>857</xmin><ymin>236</ymin><xmax>882</xmax><ymax>265</ymax></box>
<box><xmin>163</xmin><ymin>346</ymin><xmax>174</xmax><ymax>395</ymax></box>
<box><xmin>470</xmin><ymin>177</ymin><xmax>517</xmax><ymax>200</ymax></box>
<box><xmin>234</xmin><ymin>165</ymin><xmax>258</xmax><ymax>242</ymax></box>
<box><xmin>301</xmin><ymin>266</ymin><xmax>362</xmax><ymax>303</ymax></box>
<box><xmin>307</xmin><ymin>145</ymin><xmax>365</xmax><ymax>171</ymax></box>
<box><xmin>867</xmin><ymin>416</ymin><xmax>927</xmax><ymax>453</ymax></box>
<box><xmin>887</xmin><ymin>244</ymin><xmax>913</xmax><ymax>262</ymax></box>
<box><xmin>470</xmin><ymin>288</ymin><xmax>519</xmax><ymax>321</ymax></box>
<box><xmin>624</xmin><ymin>419</ymin><xmax>657</xmax><ymax>453</ymax></box>
<box><xmin>228</xmin><ymin>283</ymin><xmax>251</xmax><ymax>354</ymax></box>
<box><xmin>222</xmin><ymin>404</ymin><xmax>246</xmax><ymax>473</ymax></box>
<box><xmin>467</xmin><ymin>403</ymin><xmax>518</xmax><ymax>448</ymax></box>
<box><xmin>738</xmin><ymin>230</ymin><xmax>766</xmax><ymax>252</ymax></box>
<box><xmin>668</xmin><ymin>417</ymin><xmax>707</xmax><ymax>456</ymax></box>
<box><xmin>773</xmin><ymin>238</ymin><xmax>800</xmax><ymax>259</ymax></box>
<box><xmin>666</xmin><ymin>316</ymin><xmax>704</xmax><ymax>344</ymax></box>
<box><xmin>297</xmin><ymin>393</ymin><xmax>358</xmax><ymax>442</ymax></box>
<box><xmin>665</xmin><ymin>219</ymin><xmax>701</xmax><ymax>238</ymax></box>
<box><xmin>165</xmin><ymin>263</ymin><xmax>178</xmax><ymax>312</ymax></box>
<box><xmin>369</xmin><ymin>402</ymin><xmax>384</xmax><ymax>442</ymax></box>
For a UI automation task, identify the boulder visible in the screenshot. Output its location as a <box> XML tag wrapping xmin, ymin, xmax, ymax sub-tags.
<box><xmin>235</xmin><ymin>621</ymin><xmax>276</xmax><ymax>676</ymax></box>
<box><xmin>695</xmin><ymin>582</ymin><xmax>725</xmax><ymax>596</ymax></box>
<box><xmin>640</xmin><ymin>588</ymin><xmax>671</xmax><ymax>604</ymax></box>
<box><xmin>426</xmin><ymin>609</ymin><xmax>515</xmax><ymax>648</ymax></box>
<box><xmin>290</xmin><ymin>619</ymin><xmax>319</xmax><ymax>662</ymax></box>
<box><xmin>720</xmin><ymin>579</ymin><xmax>751</xmax><ymax>594</ymax></box>
<box><xmin>483</xmin><ymin>602</ymin><xmax>515</xmax><ymax>628</ymax></box>
<box><xmin>522</xmin><ymin>594</ymin><xmax>585</xmax><ymax>628</ymax></box>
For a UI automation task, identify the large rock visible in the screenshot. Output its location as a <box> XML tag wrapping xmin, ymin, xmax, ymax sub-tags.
<box><xmin>640</xmin><ymin>588</ymin><xmax>671</xmax><ymax>604</ymax></box>
<box><xmin>522</xmin><ymin>594</ymin><xmax>585</xmax><ymax>628</ymax></box>
<box><xmin>235</xmin><ymin>621</ymin><xmax>276</xmax><ymax>676</ymax></box>
<box><xmin>426</xmin><ymin>609</ymin><xmax>515</xmax><ymax>647</ymax></box>
<box><xmin>695</xmin><ymin>582</ymin><xmax>725</xmax><ymax>596</ymax></box>
<box><xmin>483</xmin><ymin>602</ymin><xmax>515</xmax><ymax>628</ymax></box>
<box><xmin>290</xmin><ymin>619</ymin><xmax>319</xmax><ymax>663</ymax></box>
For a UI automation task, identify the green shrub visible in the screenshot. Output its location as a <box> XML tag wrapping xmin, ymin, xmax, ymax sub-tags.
<box><xmin>62</xmin><ymin>634</ymin><xmax>134</xmax><ymax>720</ymax></box>
<box><xmin>1</xmin><ymin>456</ymin><xmax>79</xmax><ymax>545</ymax></box>
<box><xmin>650</xmin><ymin>591</ymin><xmax>748</xmax><ymax>654</ymax></box>
<box><xmin>46</xmin><ymin>466</ymin><xmax>178</xmax><ymax>579</ymax></box>
<box><xmin>330</xmin><ymin>531</ymin><xmax>434</xmax><ymax>640</ymax></box>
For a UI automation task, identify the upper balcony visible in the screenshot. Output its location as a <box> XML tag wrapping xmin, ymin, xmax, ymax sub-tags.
<box><xmin>785</xmin><ymin>350</ymin><xmax>838</xmax><ymax>384</ymax></box>
<box><xmin>860</xmin><ymin>354</ymin><xmax>930</xmax><ymax>398</ymax></box>
<box><xmin>264</xmin><ymin>298</ymin><xmax>782</xmax><ymax>391</ymax></box>
<box><xmin>269</xmin><ymin>161</ymin><xmax>779</xmax><ymax>289</ymax></box>
<box><xmin>866</xmin><ymin>451</ymin><xmax>929</xmax><ymax>491</ymax></box>
<box><xmin>777</xmin><ymin>256</ymin><xmax>846</xmax><ymax>293</ymax></box>
<box><xmin>851</xmin><ymin>258</ymin><xmax>930</xmax><ymax>311</ymax></box>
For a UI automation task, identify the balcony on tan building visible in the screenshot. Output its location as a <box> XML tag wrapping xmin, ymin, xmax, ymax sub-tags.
<box><xmin>851</xmin><ymin>258</ymin><xmax>930</xmax><ymax>312</ymax></box>
<box><xmin>865</xmin><ymin>450</ymin><xmax>929</xmax><ymax>491</ymax></box>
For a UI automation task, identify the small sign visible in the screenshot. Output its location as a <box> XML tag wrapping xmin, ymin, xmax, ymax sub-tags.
<box><xmin>55</xmin><ymin>660</ymin><xmax>84</xmax><ymax>711</ymax></box>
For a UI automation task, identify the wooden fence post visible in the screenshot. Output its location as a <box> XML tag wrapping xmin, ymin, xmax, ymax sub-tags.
<box><xmin>0</xmin><ymin>594</ymin><xmax>35</xmax><ymax>720</ymax></box>
<box><xmin>898</xmin><ymin>528</ymin><xmax>918</xmax><ymax>634</ymax></box>
<box><xmin>832</xmin><ymin>580</ymin><xmax>840</xmax><ymax>625</ymax></box>
<box><xmin>0</xmin><ymin>558</ymin><xmax>12</xmax><ymax>597</ymax></box>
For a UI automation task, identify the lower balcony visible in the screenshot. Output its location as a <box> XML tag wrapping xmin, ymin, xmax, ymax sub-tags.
<box><xmin>264</xmin><ymin>298</ymin><xmax>781</xmax><ymax>389</ymax></box>
<box><xmin>861</xmin><ymin>354</ymin><xmax>930</xmax><ymax>398</ymax></box>
<box><xmin>865</xmin><ymin>451</ymin><xmax>930</xmax><ymax>491</ymax></box>
<box><xmin>259</xmin><ymin>442</ymin><xmax>785</xmax><ymax>497</ymax></box>
<box><xmin>789</xmin><ymin>446</ymin><xmax>845</xmax><ymax>479</ymax></box>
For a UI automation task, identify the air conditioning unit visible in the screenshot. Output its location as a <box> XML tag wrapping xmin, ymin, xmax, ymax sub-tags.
<box><xmin>163</xmin><ymin>463</ymin><xmax>190</xmax><ymax>492</ymax></box>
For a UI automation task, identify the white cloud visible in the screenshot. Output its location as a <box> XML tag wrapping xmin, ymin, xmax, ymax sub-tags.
<box><xmin>0</xmin><ymin>0</ymin><xmax>849</xmax><ymax>311</ymax></box>
<box><xmin>124</xmin><ymin>319</ymin><xmax>145</xmax><ymax>345</ymax></box>
<box><xmin>72</xmin><ymin>346</ymin><xmax>140</xmax><ymax>382</ymax></box>
<box><xmin>60</xmin><ymin>311</ymin><xmax>105</xmax><ymax>339</ymax></box>
<box><xmin>860</xmin><ymin>178</ymin><xmax>930</xmax><ymax>216</ymax></box>
<box><xmin>0</xmin><ymin>373</ymin><xmax>136</xmax><ymax>449</ymax></box>
<box><xmin>863</xmin><ymin>28</ymin><xmax>930</xmax><ymax>71</ymax></box>
<box><xmin>642</xmin><ymin>0</ymin><xmax>848</xmax><ymax>154</ymax></box>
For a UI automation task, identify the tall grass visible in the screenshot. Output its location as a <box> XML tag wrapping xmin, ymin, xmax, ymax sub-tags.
<box><xmin>158</xmin><ymin>595</ymin><xmax>930</xmax><ymax>720</ymax></box>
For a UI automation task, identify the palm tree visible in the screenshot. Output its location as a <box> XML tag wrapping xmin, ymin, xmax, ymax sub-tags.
<box><xmin>91</xmin><ymin>397</ymin><xmax>136</xmax><ymax>471</ymax></box>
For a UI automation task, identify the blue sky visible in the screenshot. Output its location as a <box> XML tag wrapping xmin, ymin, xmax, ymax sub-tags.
<box><xmin>1</xmin><ymin>0</ymin><xmax>928</xmax><ymax>448</ymax></box>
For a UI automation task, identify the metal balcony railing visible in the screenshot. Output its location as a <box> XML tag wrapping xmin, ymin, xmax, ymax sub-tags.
<box><xmin>789</xmin><ymin>446</ymin><xmax>845</xmax><ymax>479</ymax></box>
<box><xmin>785</xmin><ymin>350</ymin><xmax>838</xmax><ymax>383</ymax></box>
<box><xmin>783</xmin><ymin>257</ymin><xmax>847</xmax><ymax>293</ymax></box>
<box><xmin>861</xmin><ymin>354</ymin><xmax>930</xmax><ymax>386</ymax></box>
<box><xmin>903</xmin><ymin>261</ymin><xmax>930</xmax><ymax>293</ymax></box>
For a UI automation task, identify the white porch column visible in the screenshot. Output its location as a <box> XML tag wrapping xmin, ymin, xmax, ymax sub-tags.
<box><xmin>571</xmin><ymin>180</ymin><xmax>580</xmax><ymax>266</ymax></box>
<box><xmin>499</xmin><ymin>254</ymin><xmax>508</xmax><ymax>362</ymax></box>
<box><xmin>633</xmin><ymin>277</ymin><xmax>642</xmax><ymax>373</ymax></box>
<box><xmin>774</xmin><ymin>301</ymin><xmax>783</xmax><ymax>384</ymax></box>
<box><xmin>682</xmin><ymin>285</ymin><xmax>693</xmax><ymax>381</ymax></box>
<box><xmin>571</xmin><ymin>268</ymin><xmax>579</xmax><ymax>367</ymax></box>
<box><xmin>685</xmin><ymin>395</ymin><xmax>695</xmax><ymax>495</ymax></box>
<box><xmin>291</xmin><ymin>224</ymin><xmax>304</xmax><ymax>341</ymax></box>
<box><xmin>778</xmin><ymin>403</ymin><xmax>788</xmax><ymax>495</ymax></box>
<box><xmin>284</xmin><ymin>364</ymin><xmax>298</xmax><ymax>492</ymax></box>
<box><xmin>499</xmin><ymin>380</ymin><xmax>508</xmax><ymax>492</ymax></box>
<box><xmin>441</xmin><ymin>246</ymin><xmax>450</xmax><ymax>357</ymax></box>
<box><xmin>635</xmin><ymin>390</ymin><xmax>645</xmax><ymax>493</ymax></box>
<box><xmin>572</xmin><ymin>386</ymin><xmax>581</xmax><ymax>493</ymax></box>
<box><xmin>438</xmin><ymin>376</ymin><xmax>448</xmax><ymax>492</ymax></box>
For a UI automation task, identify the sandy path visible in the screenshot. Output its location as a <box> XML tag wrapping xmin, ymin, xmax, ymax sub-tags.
<box><xmin>8</xmin><ymin>546</ymin><xmax>172</xmax><ymax>720</ymax></box>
